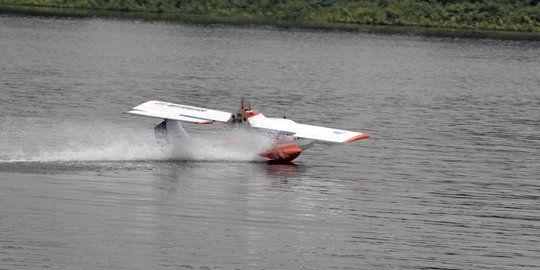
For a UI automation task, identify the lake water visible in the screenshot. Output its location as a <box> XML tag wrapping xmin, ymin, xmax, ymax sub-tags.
<box><xmin>1</xmin><ymin>13</ymin><xmax>539</xmax><ymax>270</ymax></box>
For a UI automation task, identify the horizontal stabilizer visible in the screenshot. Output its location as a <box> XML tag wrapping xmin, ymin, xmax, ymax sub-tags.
<box><xmin>126</xmin><ymin>100</ymin><xmax>232</xmax><ymax>124</ymax></box>
<box><xmin>247</xmin><ymin>113</ymin><xmax>369</xmax><ymax>143</ymax></box>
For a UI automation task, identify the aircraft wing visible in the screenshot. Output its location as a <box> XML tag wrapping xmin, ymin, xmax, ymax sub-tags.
<box><xmin>247</xmin><ymin>113</ymin><xmax>369</xmax><ymax>143</ymax></box>
<box><xmin>126</xmin><ymin>100</ymin><xmax>232</xmax><ymax>124</ymax></box>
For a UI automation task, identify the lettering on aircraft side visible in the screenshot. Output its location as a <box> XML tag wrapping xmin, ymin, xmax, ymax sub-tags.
<box><xmin>166</xmin><ymin>104</ymin><xmax>207</xmax><ymax>113</ymax></box>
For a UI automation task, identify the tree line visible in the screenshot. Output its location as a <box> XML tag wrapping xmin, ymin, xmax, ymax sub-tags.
<box><xmin>2</xmin><ymin>0</ymin><xmax>539</xmax><ymax>31</ymax></box>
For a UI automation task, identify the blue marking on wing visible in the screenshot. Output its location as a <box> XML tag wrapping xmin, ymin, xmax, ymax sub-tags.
<box><xmin>278</xmin><ymin>130</ymin><xmax>296</xmax><ymax>136</ymax></box>
<box><xmin>260</xmin><ymin>128</ymin><xmax>296</xmax><ymax>136</ymax></box>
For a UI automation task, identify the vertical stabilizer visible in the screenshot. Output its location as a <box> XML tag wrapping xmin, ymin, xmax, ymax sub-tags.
<box><xmin>153</xmin><ymin>119</ymin><xmax>190</xmax><ymax>146</ymax></box>
<box><xmin>154</xmin><ymin>120</ymin><xmax>169</xmax><ymax>145</ymax></box>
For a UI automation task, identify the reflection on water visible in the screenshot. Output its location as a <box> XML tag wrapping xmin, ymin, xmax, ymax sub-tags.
<box><xmin>264</xmin><ymin>162</ymin><xmax>303</xmax><ymax>177</ymax></box>
<box><xmin>0</xmin><ymin>161</ymin><xmax>368</xmax><ymax>269</ymax></box>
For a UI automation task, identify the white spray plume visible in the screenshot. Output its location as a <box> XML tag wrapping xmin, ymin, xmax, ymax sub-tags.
<box><xmin>0</xmin><ymin>118</ymin><xmax>275</xmax><ymax>163</ymax></box>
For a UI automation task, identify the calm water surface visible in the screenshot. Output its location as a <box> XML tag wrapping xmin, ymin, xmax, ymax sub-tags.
<box><xmin>1</xmin><ymin>14</ymin><xmax>539</xmax><ymax>269</ymax></box>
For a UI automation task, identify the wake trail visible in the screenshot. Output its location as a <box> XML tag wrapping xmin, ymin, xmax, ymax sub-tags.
<box><xmin>0</xmin><ymin>119</ymin><xmax>275</xmax><ymax>163</ymax></box>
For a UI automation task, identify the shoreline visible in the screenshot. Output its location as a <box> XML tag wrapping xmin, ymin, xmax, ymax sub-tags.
<box><xmin>1</xmin><ymin>3</ymin><xmax>539</xmax><ymax>41</ymax></box>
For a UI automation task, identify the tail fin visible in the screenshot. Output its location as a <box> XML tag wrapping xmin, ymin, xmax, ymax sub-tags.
<box><xmin>154</xmin><ymin>120</ymin><xmax>169</xmax><ymax>146</ymax></box>
<box><xmin>153</xmin><ymin>119</ymin><xmax>190</xmax><ymax>146</ymax></box>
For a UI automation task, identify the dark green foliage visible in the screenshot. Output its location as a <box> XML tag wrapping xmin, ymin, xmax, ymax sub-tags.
<box><xmin>1</xmin><ymin>0</ymin><xmax>539</xmax><ymax>31</ymax></box>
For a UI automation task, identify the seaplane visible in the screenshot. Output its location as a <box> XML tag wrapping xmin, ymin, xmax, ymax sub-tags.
<box><xmin>126</xmin><ymin>99</ymin><xmax>369</xmax><ymax>162</ymax></box>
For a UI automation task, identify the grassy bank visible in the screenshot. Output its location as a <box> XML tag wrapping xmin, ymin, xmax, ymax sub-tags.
<box><xmin>1</xmin><ymin>0</ymin><xmax>539</xmax><ymax>32</ymax></box>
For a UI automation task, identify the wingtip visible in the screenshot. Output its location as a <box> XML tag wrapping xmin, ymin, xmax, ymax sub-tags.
<box><xmin>345</xmin><ymin>133</ymin><xmax>370</xmax><ymax>143</ymax></box>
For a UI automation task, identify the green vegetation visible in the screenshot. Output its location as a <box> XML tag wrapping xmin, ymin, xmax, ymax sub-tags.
<box><xmin>1</xmin><ymin>0</ymin><xmax>539</xmax><ymax>32</ymax></box>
